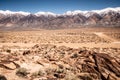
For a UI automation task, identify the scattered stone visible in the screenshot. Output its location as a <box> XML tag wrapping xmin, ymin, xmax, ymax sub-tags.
<box><xmin>0</xmin><ymin>44</ymin><xmax>120</xmax><ymax>80</ymax></box>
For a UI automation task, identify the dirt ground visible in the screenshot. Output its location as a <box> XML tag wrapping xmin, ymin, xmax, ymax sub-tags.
<box><xmin>0</xmin><ymin>27</ymin><xmax>120</xmax><ymax>48</ymax></box>
<box><xmin>0</xmin><ymin>27</ymin><xmax>120</xmax><ymax>80</ymax></box>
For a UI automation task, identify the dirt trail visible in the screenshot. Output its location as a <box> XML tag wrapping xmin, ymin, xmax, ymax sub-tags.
<box><xmin>94</xmin><ymin>32</ymin><xmax>119</xmax><ymax>42</ymax></box>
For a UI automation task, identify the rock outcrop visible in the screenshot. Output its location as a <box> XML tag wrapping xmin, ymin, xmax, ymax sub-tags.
<box><xmin>0</xmin><ymin>44</ymin><xmax>120</xmax><ymax>80</ymax></box>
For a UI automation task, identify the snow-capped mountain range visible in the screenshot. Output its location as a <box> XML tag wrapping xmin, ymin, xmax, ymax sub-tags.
<box><xmin>0</xmin><ymin>7</ymin><xmax>120</xmax><ymax>29</ymax></box>
<box><xmin>0</xmin><ymin>7</ymin><xmax>120</xmax><ymax>16</ymax></box>
<box><xmin>64</xmin><ymin>7</ymin><xmax>120</xmax><ymax>17</ymax></box>
<box><xmin>0</xmin><ymin>10</ymin><xmax>30</xmax><ymax>16</ymax></box>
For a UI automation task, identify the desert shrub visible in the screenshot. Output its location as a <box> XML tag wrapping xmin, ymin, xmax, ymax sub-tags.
<box><xmin>6</xmin><ymin>49</ymin><xmax>11</xmax><ymax>53</ymax></box>
<box><xmin>56</xmin><ymin>68</ymin><xmax>64</xmax><ymax>73</ymax></box>
<box><xmin>58</xmin><ymin>64</ymin><xmax>64</xmax><ymax>69</ymax></box>
<box><xmin>54</xmin><ymin>68</ymin><xmax>66</xmax><ymax>79</ymax></box>
<box><xmin>45</xmin><ymin>68</ymin><xmax>56</xmax><ymax>75</ymax></box>
<box><xmin>70</xmin><ymin>53</ymin><xmax>78</xmax><ymax>58</ymax></box>
<box><xmin>16</xmin><ymin>67</ymin><xmax>29</xmax><ymax>77</ymax></box>
<box><xmin>23</xmin><ymin>50</ymin><xmax>30</xmax><ymax>55</ymax></box>
<box><xmin>0</xmin><ymin>74</ymin><xmax>7</xmax><ymax>80</ymax></box>
<box><xmin>31</xmin><ymin>70</ymin><xmax>45</xmax><ymax>78</ymax></box>
<box><xmin>65</xmin><ymin>72</ymin><xmax>79</xmax><ymax>80</ymax></box>
<box><xmin>79</xmin><ymin>75</ymin><xmax>93</xmax><ymax>80</ymax></box>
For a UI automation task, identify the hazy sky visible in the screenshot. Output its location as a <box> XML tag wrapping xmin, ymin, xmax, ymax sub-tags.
<box><xmin>0</xmin><ymin>0</ymin><xmax>120</xmax><ymax>14</ymax></box>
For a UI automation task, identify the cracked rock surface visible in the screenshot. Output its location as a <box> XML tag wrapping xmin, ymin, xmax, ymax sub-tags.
<box><xmin>0</xmin><ymin>44</ymin><xmax>120</xmax><ymax>80</ymax></box>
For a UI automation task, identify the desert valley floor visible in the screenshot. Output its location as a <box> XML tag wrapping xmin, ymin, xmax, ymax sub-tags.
<box><xmin>0</xmin><ymin>28</ymin><xmax>120</xmax><ymax>80</ymax></box>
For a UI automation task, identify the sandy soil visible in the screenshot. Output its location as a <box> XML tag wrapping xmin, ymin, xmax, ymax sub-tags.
<box><xmin>0</xmin><ymin>28</ymin><xmax>120</xmax><ymax>80</ymax></box>
<box><xmin>0</xmin><ymin>28</ymin><xmax>120</xmax><ymax>48</ymax></box>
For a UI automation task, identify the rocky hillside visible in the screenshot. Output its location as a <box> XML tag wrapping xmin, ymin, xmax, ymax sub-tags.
<box><xmin>0</xmin><ymin>7</ymin><xmax>120</xmax><ymax>30</ymax></box>
<box><xmin>0</xmin><ymin>44</ymin><xmax>120</xmax><ymax>80</ymax></box>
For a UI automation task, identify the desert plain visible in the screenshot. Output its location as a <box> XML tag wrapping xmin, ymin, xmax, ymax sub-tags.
<box><xmin>0</xmin><ymin>27</ymin><xmax>120</xmax><ymax>80</ymax></box>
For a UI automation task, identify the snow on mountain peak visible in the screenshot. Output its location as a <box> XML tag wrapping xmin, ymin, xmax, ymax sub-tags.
<box><xmin>64</xmin><ymin>7</ymin><xmax>120</xmax><ymax>17</ymax></box>
<box><xmin>0</xmin><ymin>7</ymin><xmax>120</xmax><ymax>17</ymax></box>
<box><xmin>35</xmin><ymin>12</ymin><xmax>57</xmax><ymax>16</ymax></box>
<box><xmin>0</xmin><ymin>10</ymin><xmax>30</xmax><ymax>16</ymax></box>
<box><xmin>64</xmin><ymin>10</ymin><xmax>88</xmax><ymax>16</ymax></box>
<box><xmin>92</xmin><ymin>7</ymin><xmax>120</xmax><ymax>14</ymax></box>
